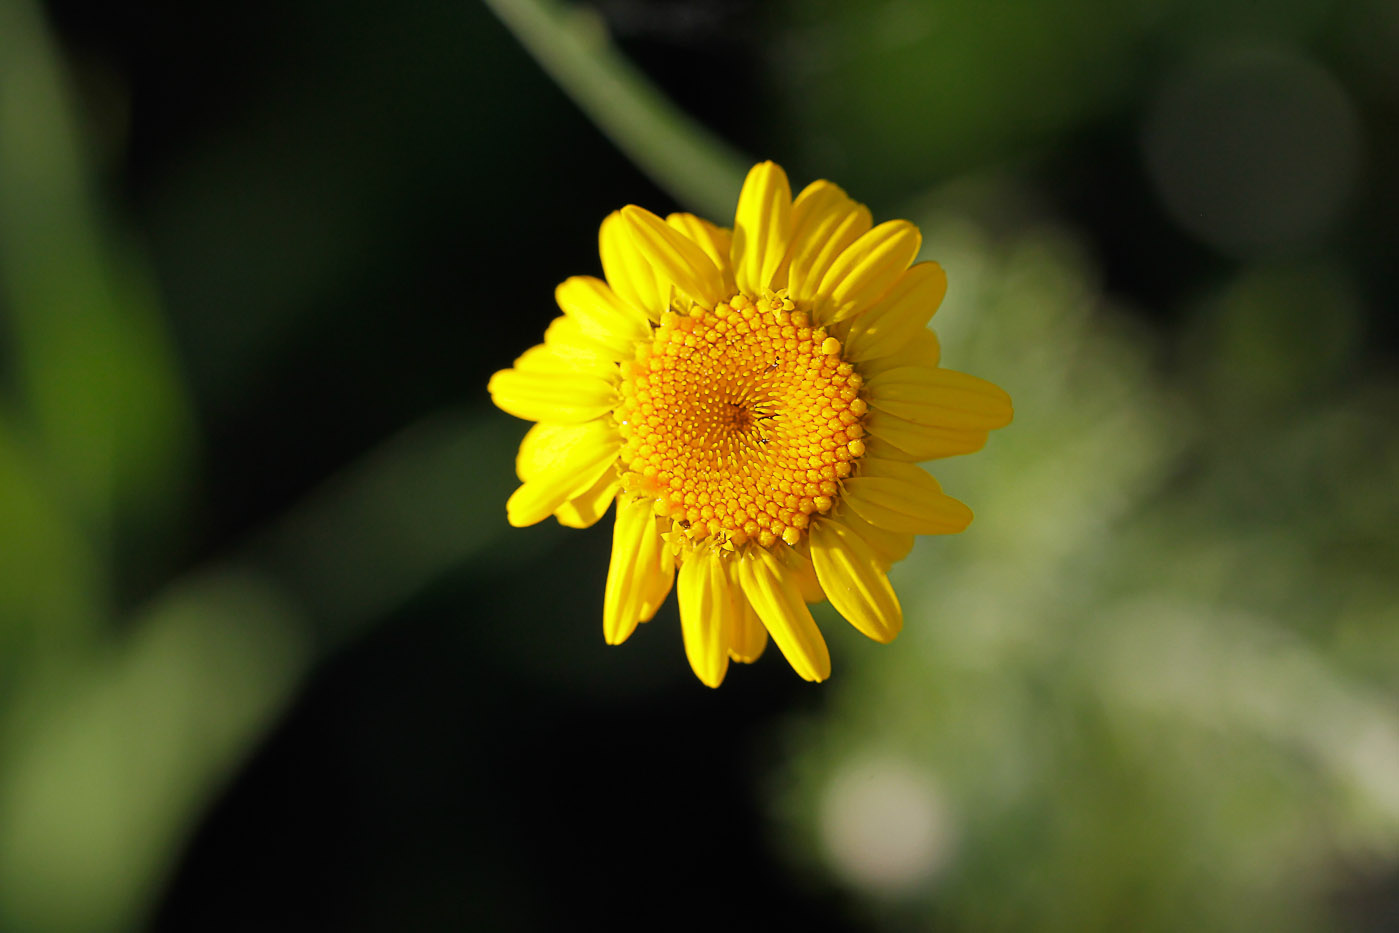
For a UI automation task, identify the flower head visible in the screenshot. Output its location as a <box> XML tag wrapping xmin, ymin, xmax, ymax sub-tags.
<box><xmin>488</xmin><ymin>162</ymin><xmax>1011</xmax><ymax>686</ymax></box>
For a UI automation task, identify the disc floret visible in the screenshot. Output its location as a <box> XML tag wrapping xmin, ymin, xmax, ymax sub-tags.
<box><xmin>615</xmin><ymin>290</ymin><xmax>868</xmax><ymax>550</ymax></box>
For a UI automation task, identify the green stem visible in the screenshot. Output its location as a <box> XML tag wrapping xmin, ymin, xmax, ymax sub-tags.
<box><xmin>482</xmin><ymin>0</ymin><xmax>749</xmax><ymax>220</ymax></box>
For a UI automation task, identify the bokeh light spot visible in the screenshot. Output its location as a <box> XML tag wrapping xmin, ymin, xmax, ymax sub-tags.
<box><xmin>1142</xmin><ymin>47</ymin><xmax>1361</xmax><ymax>256</ymax></box>
<box><xmin>818</xmin><ymin>756</ymin><xmax>954</xmax><ymax>897</ymax></box>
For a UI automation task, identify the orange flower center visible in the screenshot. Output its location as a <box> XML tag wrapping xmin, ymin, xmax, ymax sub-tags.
<box><xmin>615</xmin><ymin>291</ymin><xmax>867</xmax><ymax>549</ymax></box>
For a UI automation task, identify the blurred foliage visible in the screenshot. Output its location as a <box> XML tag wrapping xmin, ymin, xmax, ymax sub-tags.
<box><xmin>0</xmin><ymin>0</ymin><xmax>1395</xmax><ymax>929</ymax></box>
<box><xmin>0</xmin><ymin>0</ymin><xmax>533</xmax><ymax>927</ymax></box>
<box><xmin>775</xmin><ymin>208</ymin><xmax>1399</xmax><ymax>931</ymax></box>
<box><xmin>766</xmin><ymin>1</ymin><xmax>1399</xmax><ymax>927</ymax></box>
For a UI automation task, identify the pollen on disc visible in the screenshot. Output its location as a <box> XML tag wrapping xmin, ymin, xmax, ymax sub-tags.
<box><xmin>614</xmin><ymin>291</ymin><xmax>868</xmax><ymax>549</ymax></box>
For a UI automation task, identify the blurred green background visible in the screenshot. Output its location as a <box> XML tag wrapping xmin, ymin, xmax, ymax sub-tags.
<box><xmin>1</xmin><ymin>0</ymin><xmax>1397</xmax><ymax>929</ymax></box>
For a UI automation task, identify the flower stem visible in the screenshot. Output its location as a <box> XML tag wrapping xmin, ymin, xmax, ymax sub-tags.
<box><xmin>482</xmin><ymin>0</ymin><xmax>749</xmax><ymax>219</ymax></box>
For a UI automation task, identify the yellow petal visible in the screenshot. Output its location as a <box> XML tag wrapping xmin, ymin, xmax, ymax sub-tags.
<box><xmin>505</xmin><ymin>420</ymin><xmax>620</xmax><ymax>527</ymax></box>
<box><xmin>600</xmin><ymin>210</ymin><xmax>665</xmax><ymax>322</ymax></box>
<box><xmin>555</xmin><ymin>276</ymin><xmax>651</xmax><ymax>348</ymax></box>
<box><xmin>844</xmin><ymin>262</ymin><xmax>947</xmax><ymax>361</ymax></box>
<box><xmin>725</xmin><ymin>560</ymin><xmax>768</xmax><ymax>663</ymax></box>
<box><xmin>516</xmin><ymin>421</ymin><xmax>592</xmax><ymax>481</ymax></box>
<box><xmin>843</xmin><ymin>460</ymin><xmax>973</xmax><ymax>535</ymax></box>
<box><xmin>512</xmin><ymin>343</ymin><xmax>583</xmax><ymax>374</ymax></box>
<box><xmin>867</xmin><ymin>367</ymin><xmax>1013</xmax><ymax>430</ymax></box>
<box><xmin>736</xmin><ymin>548</ymin><xmax>830</xmax><ymax>682</ymax></box>
<box><xmin>537</xmin><ymin>319</ymin><xmax>623</xmax><ymax>377</ymax></box>
<box><xmin>785</xmin><ymin>180</ymin><xmax>872</xmax><ymax>303</ymax></box>
<box><xmin>621</xmin><ymin>205</ymin><xmax>726</xmax><ymax>308</ymax></box>
<box><xmin>488</xmin><ymin>366</ymin><xmax>616</xmax><ymax>423</ymax></box>
<box><xmin>604</xmin><ymin>496</ymin><xmax>675</xmax><ymax>645</ymax></box>
<box><xmin>554</xmin><ymin>473</ymin><xmax>621</xmax><ymax>529</ymax></box>
<box><xmin>677</xmin><ymin>552</ymin><xmax>735</xmax><ymax>688</ymax></box>
<box><xmin>864</xmin><ymin>407</ymin><xmax>989</xmax><ymax>461</ymax></box>
<box><xmin>859</xmin><ymin>327</ymin><xmax>941</xmax><ymax>377</ymax></box>
<box><xmin>779</xmin><ymin>544</ymin><xmax>825</xmax><ymax>603</ymax></box>
<box><xmin>731</xmin><ymin>161</ymin><xmax>793</xmax><ymax>296</ymax></box>
<box><xmin>831</xmin><ymin>502</ymin><xmax>914</xmax><ymax>570</ymax></box>
<box><xmin>815</xmin><ymin>220</ymin><xmax>922</xmax><ymax>324</ymax></box>
<box><xmin>667</xmin><ymin>213</ymin><xmax>736</xmax><ymax>296</ymax></box>
<box><xmin>810</xmin><ymin>517</ymin><xmax>902</xmax><ymax>643</ymax></box>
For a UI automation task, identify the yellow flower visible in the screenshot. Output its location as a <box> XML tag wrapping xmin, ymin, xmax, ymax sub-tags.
<box><xmin>488</xmin><ymin>162</ymin><xmax>1011</xmax><ymax>686</ymax></box>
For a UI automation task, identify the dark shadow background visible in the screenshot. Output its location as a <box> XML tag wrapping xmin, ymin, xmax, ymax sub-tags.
<box><xmin>43</xmin><ymin>0</ymin><xmax>856</xmax><ymax>928</ymax></box>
